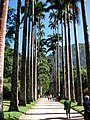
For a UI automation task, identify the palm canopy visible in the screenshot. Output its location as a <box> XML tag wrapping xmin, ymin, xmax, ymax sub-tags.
<box><xmin>20</xmin><ymin>0</ymin><xmax>46</xmax><ymax>24</ymax></box>
<box><xmin>38</xmin><ymin>63</ymin><xmax>50</xmax><ymax>73</ymax></box>
<box><xmin>45</xmin><ymin>0</ymin><xmax>72</xmax><ymax>12</ymax></box>
<box><xmin>34</xmin><ymin>1</ymin><xmax>46</xmax><ymax>23</ymax></box>
<box><xmin>48</xmin><ymin>10</ymin><xmax>59</xmax><ymax>30</ymax></box>
<box><xmin>37</xmin><ymin>38</ymin><xmax>47</xmax><ymax>56</ymax></box>
<box><xmin>45</xmin><ymin>0</ymin><xmax>80</xmax><ymax>23</ymax></box>
<box><xmin>48</xmin><ymin>20</ymin><xmax>57</xmax><ymax>30</ymax></box>
<box><xmin>37</xmin><ymin>22</ymin><xmax>45</xmax><ymax>37</ymax></box>
<box><xmin>46</xmin><ymin>33</ymin><xmax>62</xmax><ymax>54</ymax></box>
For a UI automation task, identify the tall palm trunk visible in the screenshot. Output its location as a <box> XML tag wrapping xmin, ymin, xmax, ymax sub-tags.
<box><xmin>37</xmin><ymin>16</ymin><xmax>41</xmax><ymax>97</ymax></box>
<box><xmin>67</xmin><ymin>6</ymin><xmax>75</xmax><ymax>101</ymax></box>
<box><xmin>26</xmin><ymin>0</ymin><xmax>31</xmax><ymax>103</ymax></box>
<box><xmin>63</xmin><ymin>12</ymin><xmax>70</xmax><ymax>99</ymax></box>
<box><xmin>38</xmin><ymin>17</ymin><xmax>41</xmax><ymax>64</ymax></box>
<box><xmin>9</xmin><ymin>0</ymin><xmax>21</xmax><ymax>111</ymax></box>
<box><xmin>0</xmin><ymin>0</ymin><xmax>8</xmax><ymax>119</ymax></box>
<box><xmin>50</xmin><ymin>65</ymin><xmax>54</xmax><ymax>96</ymax></box>
<box><xmin>33</xmin><ymin>50</ymin><xmax>35</xmax><ymax>100</ymax></box>
<box><xmin>55</xmin><ymin>48</ymin><xmax>57</xmax><ymax>94</ymax></box>
<box><xmin>61</xmin><ymin>18</ymin><xmax>66</xmax><ymax>98</ymax></box>
<box><xmin>34</xmin><ymin>25</ymin><xmax>38</xmax><ymax>100</ymax></box>
<box><xmin>72</xmin><ymin>4</ymin><xmax>83</xmax><ymax>105</ymax></box>
<box><xmin>19</xmin><ymin>0</ymin><xmax>29</xmax><ymax>105</ymax></box>
<box><xmin>81</xmin><ymin>0</ymin><xmax>90</xmax><ymax>96</ymax></box>
<box><xmin>57</xmin><ymin>21</ymin><xmax>60</xmax><ymax>96</ymax></box>
<box><xmin>31</xmin><ymin>0</ymin><xmax>34</xmax><ymax>101</ymax></box>
<box><xmin>52</xmin><ymin>51</ymin><xmax>56</xmax><ymax>96</ymax></box>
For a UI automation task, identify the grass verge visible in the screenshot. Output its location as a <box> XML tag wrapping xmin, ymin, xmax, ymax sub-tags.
<box><xmin>3</xmin><ymin>100</ymin><xmax>36</xmax><ymax>120</ymax></box>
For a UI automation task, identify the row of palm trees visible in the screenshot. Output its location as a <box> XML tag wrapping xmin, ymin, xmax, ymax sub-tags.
<box><xmin>0</xmin><ymin>0</ymin><xmax>90</xmax><ymax>119</ymax></box>
<box><xmin>46</xmin><ymin>0</ymin><xmax>89</xmax><ymax>105</ymax></box>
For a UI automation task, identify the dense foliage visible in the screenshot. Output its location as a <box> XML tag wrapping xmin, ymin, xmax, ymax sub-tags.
<box><xmin>38</xmin><ymin>54</ymin><xmax>51</xmax><ymax>94</ymax></box>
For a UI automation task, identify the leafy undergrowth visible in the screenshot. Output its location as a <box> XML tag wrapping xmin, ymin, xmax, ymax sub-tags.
<box><xmin>3</xmin><ymin>101</ymin><xmax>36</xmax><ymax>120</ymax></box>
<box><xmin>60</xmin><ymin>99</ymin><xmax>84</xmax><ymax>115</ymax></box>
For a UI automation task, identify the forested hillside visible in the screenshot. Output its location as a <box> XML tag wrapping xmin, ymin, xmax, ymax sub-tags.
<box><xmin>59</xmin><ymin>43</ymin><xmax>86</xmax><ymax>68</ymax></box>
<box><xmin>72</xmin><ymin>43</ymin><xmax>86</xmax><ymax>68</ymax></box>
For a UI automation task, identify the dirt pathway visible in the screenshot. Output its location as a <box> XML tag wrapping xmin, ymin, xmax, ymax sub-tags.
<box><xmin>19</xmin><ymin>98</ymin><xmax>84</xmax><ymax>120</ymax></box>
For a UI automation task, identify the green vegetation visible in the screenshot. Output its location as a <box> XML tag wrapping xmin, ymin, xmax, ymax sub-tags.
<box><xmin>4</xmin><ymin>101</ymin><xmax>36</xmax><ymax>120</ymax></box>
<box><xmin>38</xmin><ymin>54</ymin><xmax>51</xmax><ymax>94</ymax></box>
<box><xmin>72</xmin><ymin>105</ymin><xmax>84</xmax><ymax>113</ymax></box>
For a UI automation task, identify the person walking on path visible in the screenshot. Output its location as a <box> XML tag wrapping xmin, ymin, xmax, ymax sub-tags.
<box><xmin>64</xmin><ymin>97</ymin><xmax>71</xmax><ymax>119</ymax></box>
<box><xmin>83</xmin><ymin>95</ymin><xmax>90</xmax><ymax>120</ymax></box>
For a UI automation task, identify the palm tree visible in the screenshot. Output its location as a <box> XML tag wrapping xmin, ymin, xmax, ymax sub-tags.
<box><xmin>37</xmin><ymin>37</ymin><xmax>47</xmax><ymax>97</ymax></box>
<box><xmin>46</xmin><ymin>33</ymin><xmax>60</xmax><ymax>95</ymax></box>
<box><xmin>26</xmin><ymin>0</ymin><xmax>31</xmax><ymax>104</ymax></box>
<box><xmin>63</xmin><ymin>11</ymin><xmax>70</xmax><ymax>99</ymax></box>
<box><xmin>48</xmin><ymin>10</ymin><xmax>61</xmax><ymax>96</ymax></box>
<box><xmin>81</xmin><ymin>0</ymin><xmax>90</xmax><ymax>96</ymax></box>
<box><xmin>50</xmin><ymin>11</ymin><xmax>61</xmax><ymax>96</ymax></box>
<box><xmin>61</xmin><ymin>16</ymin><xmax>66</xmax><ymax>99</ymax></box>
<box><xmin>9</xmin><ymin>0</ymin><xmax>21</xmax><ymax>111</ymax></box>
<box><xmin>34</xmin><ymin>1</ymin><xmax>46</xmax><ymax>98</ymax></box>
<box><xmin>57</xmin><ymin>21</ymin><xmax>60</xmax><ymax>97</ymax></box>
<box><xmin>35</xmin><ymin>1</ymin><xmax>46</xmax><ymax>65</ymax></box>
<box><xmin>31</xmin><ymin>0</ymin><xmax>34</xmax><ymax>101</ymax></box>
<box><xmin>0</xmin><ymin>0</ymin><xmax>8</xmax><ymax>119</ymax></box>
<box><xmin>34</xmin><ymin>25</ymin><xmax>38</xmax><ymax>100</ymax></box>
<box><xmin>72</xmin><ymin>2</ymin><xmax>83</xmax><ymax>105</ymax></box>
<box><xmin>67</xmin><ymin>5</ymin><xmax>75</xmax><ymax>101</ymax></box>
<box><xmin>19</xmin><ymin>0</ymin><xmax>29</xmax><ymax>105</ymax></box>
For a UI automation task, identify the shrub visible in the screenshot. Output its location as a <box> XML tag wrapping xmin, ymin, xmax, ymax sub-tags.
<box><xmin>3</xmin><ymin>77</ymin><xmax>11</xmax><ymax>100</ymax></box>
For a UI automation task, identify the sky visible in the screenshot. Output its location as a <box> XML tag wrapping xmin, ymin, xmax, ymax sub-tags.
<box><xmin>9</xmin><ymin>0</ymin><xmax>90</xmax><ymax>52</ymax></box>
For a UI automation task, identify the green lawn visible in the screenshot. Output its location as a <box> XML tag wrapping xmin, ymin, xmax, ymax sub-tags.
<box><xmin>3</xmin><ymin>101</ymin><xmax>36</xmax><ymax>120</ymax></box>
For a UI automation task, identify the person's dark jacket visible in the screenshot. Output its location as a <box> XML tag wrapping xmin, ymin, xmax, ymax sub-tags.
<box><xmin>83</xmin><ymin>100</ymin><xmax>90</xmax><ymax>117</ymax></box>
